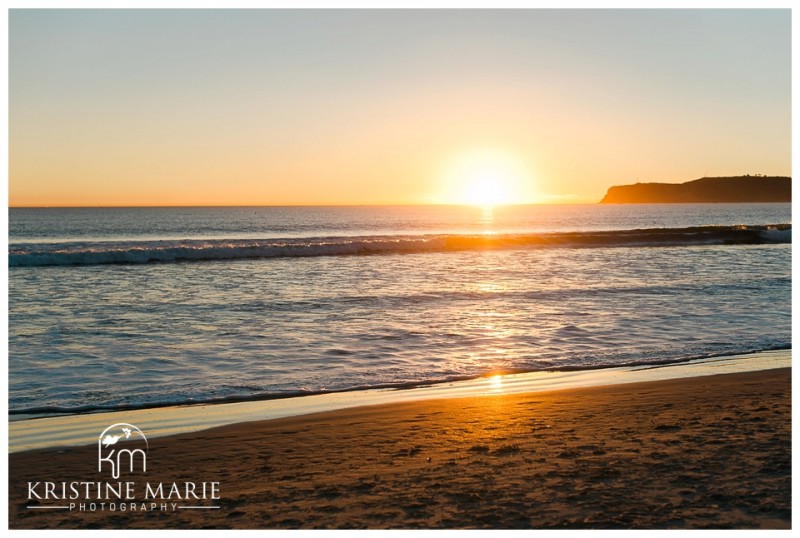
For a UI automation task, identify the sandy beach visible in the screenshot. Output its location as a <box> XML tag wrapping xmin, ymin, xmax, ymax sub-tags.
<box><xmin>8</xmin><ymin>367</ymin><xmax>790</xmax><ymax>529</ymax></box>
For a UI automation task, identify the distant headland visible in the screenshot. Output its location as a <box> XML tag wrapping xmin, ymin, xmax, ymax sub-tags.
<box><xmin>600</xmin><ymin>176</ymin><xmax>791</xmax><ymax>204</ymax></box>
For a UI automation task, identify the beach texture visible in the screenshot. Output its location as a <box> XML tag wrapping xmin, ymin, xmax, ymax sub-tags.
<box><xmin>8</xmin><ymin>368</ymin><xmax>791</xmax><ymax>529</ymax></box>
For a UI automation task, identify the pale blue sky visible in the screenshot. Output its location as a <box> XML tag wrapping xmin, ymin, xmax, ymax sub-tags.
<box><xmin>9</xmin><ymin>9</ymin><xmax>791</xmax><ymax>205</ymax></box>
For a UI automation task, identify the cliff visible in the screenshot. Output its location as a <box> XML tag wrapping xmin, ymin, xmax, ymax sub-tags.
<box><xmin>600</xmin><ymin>176</ymin><xmax>791</xmax><ymax>204</ymax></box>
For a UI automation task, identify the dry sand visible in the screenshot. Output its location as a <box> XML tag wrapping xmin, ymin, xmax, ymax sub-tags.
<box><xmin>8</xmin><ymin>367</ymin><xmax>791</xmax><ymax>529</ymax></box>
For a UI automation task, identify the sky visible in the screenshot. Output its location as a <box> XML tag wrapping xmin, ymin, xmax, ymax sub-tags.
<box><xmin>8</xmin><ymin>8</ymin><xmax>792</xmax><ymax>206</ymax></box>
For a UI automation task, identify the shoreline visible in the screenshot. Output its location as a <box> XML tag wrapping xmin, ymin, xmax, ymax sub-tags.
<box><xmin>8</xmin><ymin>348</ymin><xmax>790</xmax><ymax>453</ymax></box>
<box><xmin>9</xmin><ymin>366</ymin><xmax>791</xmax><ymax>529</ymax></box>
<box><xmin>11</xmin><ymin>347</ymin><xmax>791</xmax><ymax>419</ymax></box>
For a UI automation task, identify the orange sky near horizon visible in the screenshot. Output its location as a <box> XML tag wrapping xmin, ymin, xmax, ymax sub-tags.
<box><xmin>8</xmin><ymin>10</ymin><xmax>792</xmax><ymax>207</ymax></box>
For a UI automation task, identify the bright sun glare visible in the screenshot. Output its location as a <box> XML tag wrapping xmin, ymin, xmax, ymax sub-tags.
<box><xmin>438</xmin><ymin>149</ymin><xmax>535</xmax><ymax>206</ymax></box>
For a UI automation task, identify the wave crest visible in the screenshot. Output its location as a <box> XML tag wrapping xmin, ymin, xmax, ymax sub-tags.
<box><xmin>9</xmin><ymin>224</ymin><xmax>791</xmax><ymax>267</ymax></box>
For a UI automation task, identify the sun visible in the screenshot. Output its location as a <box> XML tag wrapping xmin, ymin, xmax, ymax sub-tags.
<box><xmin>464</xmin><ymin>173</ymin><xmax>514</xmax><ymax>206</ymax></box>
<box><xmin>435</xmin><ymin>149</ymin><xmax>536</xmax><ymax>206</ymax></box>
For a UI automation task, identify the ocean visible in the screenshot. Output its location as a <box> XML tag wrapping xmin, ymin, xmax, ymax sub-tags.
<box><xmin>8</xmin><ymin>204</ymin><xmax>791</xmax><ymax>418</ymax></box>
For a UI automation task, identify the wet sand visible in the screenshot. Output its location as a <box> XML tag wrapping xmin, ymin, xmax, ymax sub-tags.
<box><xmin>8</xmin><ymin>367</ymin><xmax>791</xmax><ymax>529</ymax></box>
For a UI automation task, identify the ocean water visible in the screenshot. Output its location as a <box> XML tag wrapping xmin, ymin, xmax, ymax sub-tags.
<box><xmin>8</xmin><ymin>204</ymin><xmax>791</xmax><ymax>416</ymax></box>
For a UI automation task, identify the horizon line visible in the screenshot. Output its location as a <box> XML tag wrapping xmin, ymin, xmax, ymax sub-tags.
<box><xmin>8</xmin><ymin>202</ymin><xmax>601</xmax><ymax>209</ymax></box>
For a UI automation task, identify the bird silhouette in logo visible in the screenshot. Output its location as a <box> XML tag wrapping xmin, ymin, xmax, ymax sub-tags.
<box><xmin>102</xmin><ymin>434</ymin><xmax>122</xmax><ymax>447</ymax></box>
<box><xmin>101</xmin><ymin>426</ymin><xmax>137</xmax><ymax>447</ymax></box>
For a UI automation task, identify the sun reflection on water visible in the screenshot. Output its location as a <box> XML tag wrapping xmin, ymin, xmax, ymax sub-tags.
<box><xmin>489</xmin><ymin>374</ymin><xmax>504</xmax><ymax>392</ymax></box>
<box><xmin>478</xmin><ymin>205</ymin><xmax>495</xmax><ymax>227</ymax></box>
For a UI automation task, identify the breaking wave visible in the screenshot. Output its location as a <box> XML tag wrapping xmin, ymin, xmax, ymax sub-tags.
<box><xmin>9</xmin><ymin>224</ymin><xmax>791</xmax><ymax>267</ymax></box>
